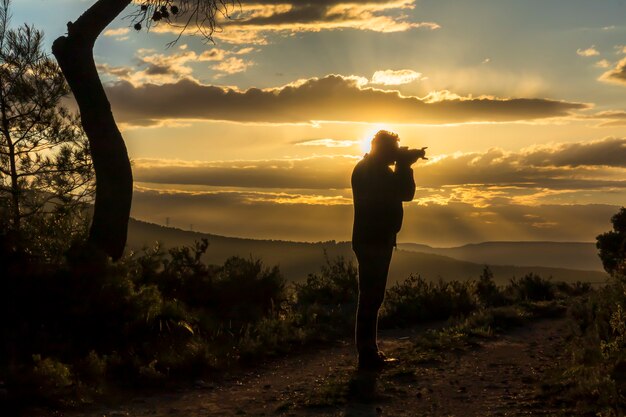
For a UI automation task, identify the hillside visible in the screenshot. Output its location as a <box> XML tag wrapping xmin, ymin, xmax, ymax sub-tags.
<box><xmin>398</xmin><ymin>241</ymin><xmax>603</xmax><ymax>272</ymax></box>
<box><xmin>127</xmin><ymin>219</ymin><xmax>608</xmax><ymax>286</ymax></box>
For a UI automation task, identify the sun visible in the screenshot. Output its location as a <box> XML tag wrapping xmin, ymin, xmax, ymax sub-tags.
<box><xmin>359</xmin><ymin>124</ymin><xmax>388</xmax><ymax>154</ymax></box>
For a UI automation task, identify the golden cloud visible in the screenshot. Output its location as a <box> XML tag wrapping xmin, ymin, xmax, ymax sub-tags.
<box><xmin>97</xmin><ymin>46</ymin><xmax>253</xmax><ymax>86</ymax></box>
<box><xmin>581</xmin><ymin>110</ymin><xmax>626</xmax><ymax>127</ymax></box>
<box><xmin>149</xmin><ymin>0</ymin><xmax>439</xmax><ymax>44</ymax></box>
<box><xmin>103</xmin><ymin>27</ymin><xmax>130</xmax><ymax>37</ymax></box>
<box><xmin>599</xmin><ymin>57</ymin><xmax>626</xmax><ymax>86</ymax></box>
<box><xmin>131</xmin><ymin>138</ymin><xmax>626</xmax><ymax>212</ymax></box>
<box><xmin>211</xmin><ymin>56</ymin><xmax>255</xmax><ymax>76</ymax></box>
<box><xmin>370</xmin><ymin>69</ymin><xmax>423</xmax><ymax>85</ymax></box>
<box><xmin>294</xmin><ymin>138</ymin><xmax>360</xmax><ymax>148</ymax></box>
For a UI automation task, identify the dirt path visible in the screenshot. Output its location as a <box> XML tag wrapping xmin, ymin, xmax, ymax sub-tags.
<box><xmin>55</xmin><ymin>317</ymin><xmax>572</xmax><ymax>417</ymax></box>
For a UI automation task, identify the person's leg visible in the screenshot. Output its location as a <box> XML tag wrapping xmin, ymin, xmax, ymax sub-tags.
<box><xmin>354</xmin><ymin>244</ymin><xmax>393</xmax><ymax>362</ymax></box>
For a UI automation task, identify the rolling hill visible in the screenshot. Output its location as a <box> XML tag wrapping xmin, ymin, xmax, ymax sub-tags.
<box><xmin>127</xmin><ymin>218</ymin><xmax>608</xmax><ymax>286</ymax></box>
<box><xmin>398</xmin><ymin>241</ymin><xmax>603</xmax><ymax>272</ymax></box>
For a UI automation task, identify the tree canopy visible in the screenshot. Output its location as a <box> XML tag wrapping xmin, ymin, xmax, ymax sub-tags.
<box><xmin>0</xmin><ymin>0</ymin><xmax>93</xmax><ymax>259</ymax></box>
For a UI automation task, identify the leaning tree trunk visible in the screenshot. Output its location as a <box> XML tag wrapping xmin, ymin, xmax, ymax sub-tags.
<box><xmin>52</xmin><ymin>0</ymin><xmax>133</xmax><ymax>260</ymax></box>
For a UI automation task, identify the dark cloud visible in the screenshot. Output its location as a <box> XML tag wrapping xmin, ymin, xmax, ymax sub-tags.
<box><xmin>96</xmin><ymin>63</ymin><xmax>133</xmax><ymax>78</ymax></box>
<box><xmin>106</xmin><ymin>75</ymin><xmax>587</xmax><ymax>126</ymax></box>
<box><xmin>521</xmin><ymin>137</ymin><xmax>626</xmax><ymax>167</ymax></box>
<box><xmin>153</xmin><ymin>0</ymin><xmax>437</xmax><ymax>43</ymax></box>
<box><xmin>417</xmin><ymin>138</ymin><xmax>626</xmax><ymax>190</ymax></box>
<box><xmin>230</xmin><ymin>0</ymin><xmax>412</xmax><ymax>26</ymax></box>
<box><xmin>144</xmin><ymin>63</ymin><xmax>177</xmax><ymax>76</ymax></box>
<box><xmin>238</xmin><ymin>1</ymin><xmax>400</xmax><ymax>6</ymax></box>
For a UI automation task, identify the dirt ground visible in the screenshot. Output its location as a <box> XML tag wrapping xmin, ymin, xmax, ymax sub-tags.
<box><xmin>35</xmin><ymin>315</ymin><xmax>580</xmax><ymax>417</ymax></box>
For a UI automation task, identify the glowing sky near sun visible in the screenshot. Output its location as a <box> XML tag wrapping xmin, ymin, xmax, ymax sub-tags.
<box><xmin>13</xmin><ymin>0</ymin><xmax>626</xmax><ymax>244</ymax></box>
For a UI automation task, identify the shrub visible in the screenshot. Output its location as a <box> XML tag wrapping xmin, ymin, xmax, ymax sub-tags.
<box><xmin>292</xmin><ymin>256</ymin><xmax>358</xmax><ymax>341</ymax></box>
<box><xmin>597</xmin><ymin>207</ymin><xmax>626</xmax><ymax>276</ymax></box>
<box><xmin>506</xmin><ymin>273</ymin><xmax>555</xmax><ymax>302</ymax></box>
<box><xmin>555</xmin><ymin>281</ymin><xmax>593</xmax><ymax>297</ymax></box>
<box><xmin>2</xmin><ymin>239</ymin><xmax>291</xmax><ymax>406</ymax></box>
<box><xmin>380</xmin><ymin>275</ymin><xmax>476</xmax><ymax>328</ymax></box>
<box><xmin>555</xmin><ymin>281</ymin><xmax>626</xmax><ymax>414</ymax></box>
<box><xmin>474</xmin><ymin>266</ymin><xmax>506</xmax><ymax>307</ymax></box>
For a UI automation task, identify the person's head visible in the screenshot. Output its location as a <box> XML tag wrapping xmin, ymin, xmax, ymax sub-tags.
<box><xmin>370</xmin><ymin>130</ymin><xmax>399</xmax><ymax>164</ymax></box>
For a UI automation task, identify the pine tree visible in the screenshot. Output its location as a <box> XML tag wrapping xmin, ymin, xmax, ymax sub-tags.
<box><xmin>0</xmin><ymin>0</ymin><xmax>93</xmax><ymax>259</ymax></box>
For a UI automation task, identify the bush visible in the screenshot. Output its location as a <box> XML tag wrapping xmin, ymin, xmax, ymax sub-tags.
<box><xmin>506</xmin><ymin>273</ymin><xmax>555</xmax><ymax>302</ymax></box>
<box><xmin>292</xmin><ymin>256</ymin><xmax>358</xmax><ymax>341</ymax></box>
<box><xmin>597</xmin><ymin>207</ymin><xmax>626</xmax><ymax>275</ymax></box>
<box><xmin>2</xmin><ymin>239</ymin><xmax>290</xmax><ymax>406</ymax></box>
<box><xmin>380</xmin><ymin>275</ymin><xmax>476</xmax><ymax>328</ymax></box>
<box><xmin>28</xmin><ymin>356</ymin><xmax>74</xmax><ymax>399</ymax></box>
<box><xmin>474</xmin><ymin>266</ymin><xmax>507</xmax><ymax>307</ymax></box>
<box><xmin>555</xmin><ymin>281</ymin><xmax>626</xmax><ymax>414</ymax></box>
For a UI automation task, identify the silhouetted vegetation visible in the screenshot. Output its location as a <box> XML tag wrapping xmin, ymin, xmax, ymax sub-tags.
<box><xmin>292</xmin><ymin>255</ymin><xmax>358</xmax><ymax>341</ymax></box>
<box><xmin>540</xmin><ymin>207</ymin><xmax>626</xmax><ymax>416</ymax></box>
<box><xmin>597</xmin><ymin>207</ymin><xmax>626</xmax><ymax>276</ymax></box>
<box><xmin>505</xmin><ymin>272</ymin><xmax>556</xmax><ymax>302</ymax></box>
<box><xmin>0</xmin><ymin>0</ymin><xmax>93</xmax><ymax>261</ymax></box>
<box><xmin>2</xmin><ymin>229</ymin><xmax>592</xmax><ymax>411</ymax></box>
<box><xmin>380</xmin><ymin>275</ymin><xmax>475</xmax><ymax>328</ymax></box>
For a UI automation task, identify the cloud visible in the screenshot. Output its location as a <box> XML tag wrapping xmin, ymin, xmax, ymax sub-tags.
<box><xmin>211</xmin><ymin>56</ymin><xmax>254</xmax><ymax>75</ymax></box>
<box><xmin>131</xmin><ymin>138</ymin><xmax>626</xmax><ymax>210</ymax></box>
<box><xmin>518</xmin><ymin>137</ymin><xmax>626</xmax><ymax>168</ymax></box>
<box><xmin>599</xmin><ymin>57</ymin><xmax>626</xmax><ymax>86</ymax></box>
<box><xmin>414</xmin><ymin>138</ymin><xmax>626</xmax><ymax>195</ymax></box>
<box><xmin>105</xmin><ymin>75</ymin><xmax>587</xmax><ymax>127</ymax></box>
<box><xmin>97</xmin><ymin>46</ymin><xmax>253</xmax><ymax>85</ymax></box>
<box><xmin>103</xmin><ymin>27</ymin><xmax>129</xmax><ymax>41</ymax></box>
<box><xmin>582</xmin><ymin>110</ymin><xmax>626</xmax><ymax>127</ymax></box>
<box><xmin>370</xmin><ymin>69</ymin><xmax>423</xmax><ymax>85</ymax></box>
<box><xmin>152</xmin><ymin>0</ymin><xmax>440</xmax><ymax>44</ymax></box>
<box><xmin>133</xmin><ymin>156</ymin><xmax>357</xmax><ymax>190</ymax></box>
<box><xmin>595</xmin><ymin>59</ymin><xmax>611</xmax><ymax>68</ymax></box>
<box><xmin>577</xmin><ymin>45</ymin><xmax>600</xmax><ymax>57</ymax></box>
<box><xmin>294</xmin><ymin>138</ymin><xmax>360</xmax><ymax>148</ymax></box>
<box><xmin>127</xmin><ymin>135</ymin><xmax>626</xmax><ymax>243</ymax></box>
<box><xmin>130</xmin><ymin>186</ymin><xmax>618</xmax><ymax>245</ymax></box>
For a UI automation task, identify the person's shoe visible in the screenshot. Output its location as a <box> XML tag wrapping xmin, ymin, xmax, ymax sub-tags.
<box><xmin>358</xmin><ymin>351</ymin><xmax>399</xmax><ymax>370</ymax></box>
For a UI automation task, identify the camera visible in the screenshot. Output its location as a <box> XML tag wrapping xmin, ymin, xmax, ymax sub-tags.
<box><xmin>396</xmin><ymin>146</ymin><xmax>427</xmax><ymax>165</ymax></box>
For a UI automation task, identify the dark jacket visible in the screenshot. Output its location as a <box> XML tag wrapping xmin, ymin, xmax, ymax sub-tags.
<box><xmin>351</xmin><ymin>154</ymin><xmax>416</xmax><ymax>247</ymax></box>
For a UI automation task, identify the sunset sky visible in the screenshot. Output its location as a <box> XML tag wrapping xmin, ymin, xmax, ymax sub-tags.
<box><xmin>15</xmin><ymin>0</ymin><xmax>626</xmax><ymax>245</ymax></box>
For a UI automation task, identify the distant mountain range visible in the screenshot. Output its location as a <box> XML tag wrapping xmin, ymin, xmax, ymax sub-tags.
<box><xmin>127</xmin><ymin>218</ymin><xmax>608</xmax><ymax>286</ymax></box>
<box><xmin>397</xmin><ymin>241</ymin><xmax>603</xmax><ymax>272</ymax></box>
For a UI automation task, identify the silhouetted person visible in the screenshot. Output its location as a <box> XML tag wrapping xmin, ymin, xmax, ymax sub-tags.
<box><xmin>351</xmin><ymin>130</ymin><xmax>426</xmax><ymax>369</ymax></box>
